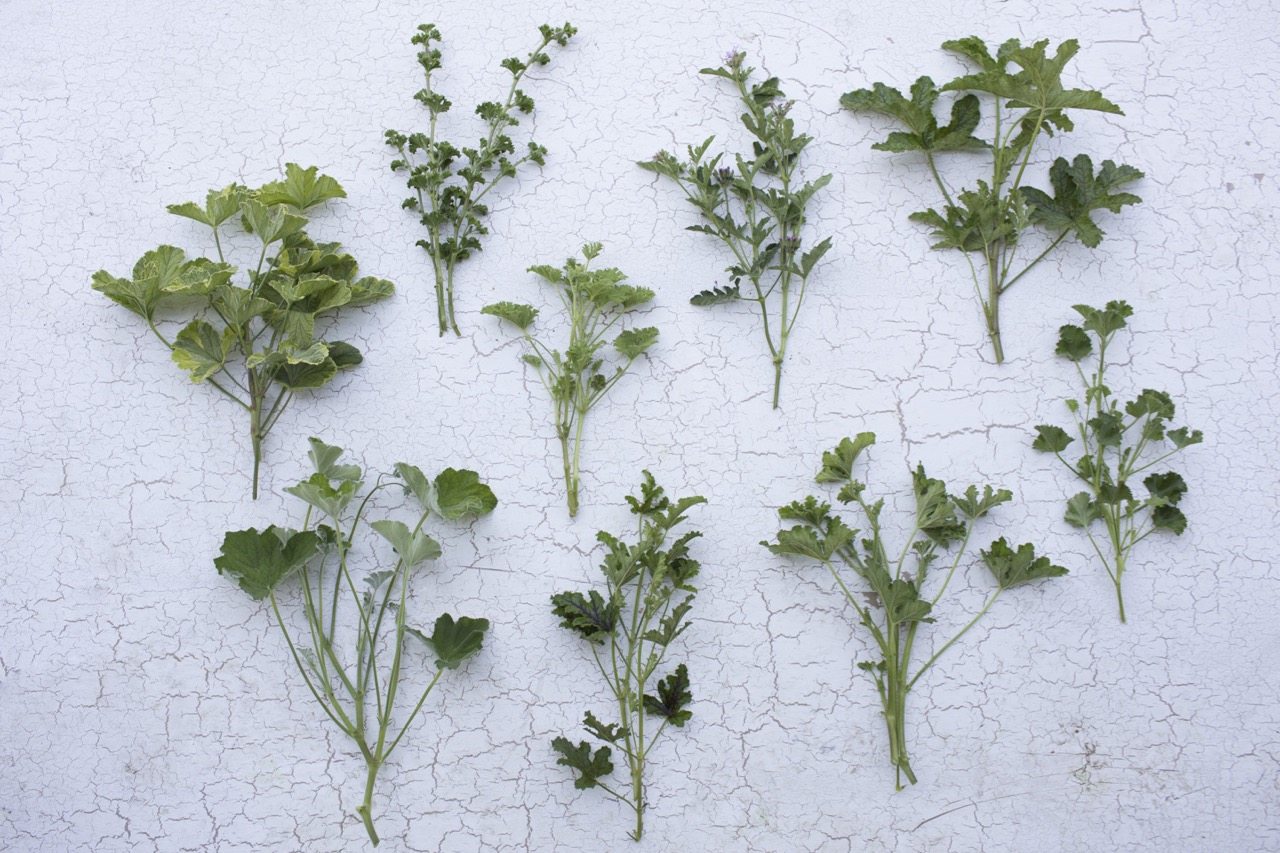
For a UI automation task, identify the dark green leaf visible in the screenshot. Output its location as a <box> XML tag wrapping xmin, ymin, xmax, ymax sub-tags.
<box><xmin>614</xmin><ymin>326</ymin><xmax>658</xmax><ymax>359</ymax></box>
<box><xmin>551</xmin><ymin>589</ymin><xmax>619</xmax><ymax>642</ymax></box>
<box><xmin>1032</xmin><ymin>424</ymin><xmax>1074</xmax><ymax>453</ymax></box>
<box><xmin>643</xmin><ymin>663</ymin><xmax>693</xmax><ymax>726</ymax></box>
<box><xmin>551</xmin><ymin>737</ymin><xmax>613</xmax><ymax>789</ymax></box>
<box><xmin>1143</xmin><ymin>471</ymin><xmax>1187</xmax><ymax>504</ymax></box>
<box><xmin>1055</xmin><ymin>324</ymin><xmax>1092</xmax><ymax>361</ymax></box>
<box><xmin>981</xmin><ymin>538</ymin><xmax>1068</xmax><ymax>589</ymax></box>
<box><xmin>1021</xmin><ymin>155</ymin><xmax>1143</xmax><ymax>247</ymax></box>
<box><xmin>1151</xmin><ymin>504</ymin><xmax>1187</xmax><ymax>534</ymax></box>
<box><xmin>426</xmin><ymin>613</ymin><xmax>489</xmax><ymax>669</ymax></box>
<box><xmin>214</xmin><ymin>527</ymin><xmax>320</xmax><ymax>600</ymax></box>
<box><xmin>482</xmin><ymin>301</ymin><xmax>538</xmax><ymax>330</ymax></box>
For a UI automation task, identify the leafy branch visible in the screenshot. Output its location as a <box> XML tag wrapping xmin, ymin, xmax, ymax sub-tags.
<box><xmin>1032</xmin><ymin>301</ymin><xmax>1203</xmax><ymax>621</ymax></box>
<box><xmin>551</xmin><ymin>473</ymin><xmax>705</xmax><ymax>840</ymax></box>
<box><xmin>92</xmin><ymin>164</ymin><xmax>393</xmax><ymax>498</ymax></box>
<box><xmin>762</xmin><ymin>434</ymin><xmax>1067</xmax><ymax>788</ymax></box>
<box><xmin>214</xmin><ymin>438</ymin><xmax>496</xmax><ymax>845</ymax></box>
<box><xmin>387</xmin><ymin>22</ymin><xmax>577</xmax><ymax>336</ymax></box>
<box><xmin>842</xmin><ymin>37</ymin><xmax>1143</xmax><ymax>363</ymax></box>
<box><xmin>483</xmin><ymin>243</ymin><xmax>658</xmax><ymax>517</ymax></box>
<box><xmin>639</xmin><ymin>50</ymin><xmax>833</xmax><ymax>409</ymax></box>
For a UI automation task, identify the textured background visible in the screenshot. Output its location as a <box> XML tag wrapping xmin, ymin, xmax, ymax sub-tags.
<box><xmin>2</xmin><ymin>0</ymin><xmax>1278</xmax><ymax>850</ymax></box>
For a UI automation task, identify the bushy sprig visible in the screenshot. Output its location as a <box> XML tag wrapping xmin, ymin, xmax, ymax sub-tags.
<box><xmin>639</xmin><ymin>50</ymin><xmax>833</xmax><ymax>409</ymax></box>
<box><xmin>91</xmin><ymin>164</ymin><xmax>394</xmax><ymax>498</ymax></box>
<box><xmin>842</xmin><ymin>37</ymin><xmax>1143</xmax><ymax>363</ymax></box>
<box><xmin>550</xmin><ymin>473</ymin><xmax>705</xmax><ymax>840</ymax></box>
<box><xmin>386</xmin><ymin>22</ymin><xmax>577</xmax><ymax>336</ymax></box>
<box><xmin>1032</xmin><ymin>301</ymin><xmax>1203</xmax><ymax>621</ymax></box>
<box><xmin>214</xmin><ymin>438</ymin><xmax>496</xmax><ymax>845</ymax></box>
<box><xmin>762</xmin><ymin>434</ymin><xmax>1066</xmax><ymax>788</ymax></box>
<box><xmin>483</xmin><ymin>243</ymin><xmax>658</xmax><ymax>516</ymax></box>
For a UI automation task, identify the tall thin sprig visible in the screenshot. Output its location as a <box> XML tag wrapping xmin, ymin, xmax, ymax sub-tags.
<box><xmin>550</xmin><ymin>473</ymin><xmax>705</xmax><ymax>840</ymax></box>
<box><xmin>483</xmin><ymin>243</ymin><xmax>658</xmax><ymax>517</ymax></box>
<box><xmin>640</xmin><ymin>50</ymin><xmax>832</xmax><ymax>409</ymax></box>
<box><xmin>387</xmin><ymin>22</ymin><xmax>576</xmax><ymax>336</ymax></box>
<box><xmin>1032</xmin><ymin>301</ymin><xmax>1203</xmax><ymax>621</ymax></box>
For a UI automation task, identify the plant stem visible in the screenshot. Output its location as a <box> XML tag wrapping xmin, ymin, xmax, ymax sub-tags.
<box><xmin>559</xmin><ymin>430</ymin><xmax>579</xmax><ymax>517</ymax></box>
<box><xmin>356</xmin><ymin>757</ymin><xmax>381</xmax><ymax>846</ymax></box>
<box><xmin>985</xmin><ymin>246</ymin><xmax>1005</xmax><ymax>364</ymax></box>
<box><xmin>249</xmin><ymin>377</ymin><xmax>264</xmax><ymax>500</ymax></box>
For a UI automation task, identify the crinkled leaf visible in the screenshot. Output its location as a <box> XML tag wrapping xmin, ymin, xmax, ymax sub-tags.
<box><xmin>942</xmin><ymin>38</ymin><xmax>1123</xmax><ymax>115</ymax></box>
<box><xmin>641</xmin><ymin>599</ymin><xmax>693</xmax><ymax>647</ymax></box>
<box><xmin>551</xmin><ymin>737</ymin><xmax>613</xmax><ymax>789</ymax></box>
<box><xmin>1151</xmin><ymin>504</ymin><xmax>1187</xmax><ymax>534</ymax></box>
<box><xmin>816</xmin><ymin>433</ymin><xmax>876</xmax><ymax>483</ymax></box>
<box><xmin>1126</xmin><ymin>389</ymin><xmax>1175</xmax><ymax>420</ymax></box>
<box><xmin>981</xmin><ymin>538</ymin><xmax>1068</xmax><ymax>589</ymax></box>
<box><xmin>614</xmin><ymin>326</ymin><xmax>658</xmax><ymax>359</ymax></box>
<box><xmin>643</xmin><ymin>663</ymin><xmax>692</xmax><ymax>726</ymax></box>
<box><xmin>1021</xmin><ymin>155</ymin><xmax>1143</xmax><ymax>247</ymax></box>
<box><xmin>690</xmin><ymin>283</ymin><xmax>740</xmax><ymax>305</ymax></box>
<box><xmin>883</xmin><ymin>578</ymin><xmax>933</xmax><ymax>624</ymax></box>
<box><xmin>1056</xmin><ymin>324</ymin><xmax>1092</xmax><ymax>361</ymax></box>
<box><xmin>840</xmin><ymin>77</ymin><xmax>987</xmax><ymax>153</ymax></box>
<box><xmin>583</xmin><ymin>711</ymin><xmax>628</xmax><ymax>744</ymax></box>
<box><xmin>1143</xmin><ymin>471</ymin><xmax>1187</xmax><ymax>504</ymax></box>
<box><xmin>482</xmin><ymin>301</ymin><xmax>538</xmax><ymax>330</ymax></box>
<box><xmin>550</xmin><ymin>589</ymin><xmax>619</xmax><ymax>642</ymax></box>
<box><xmin>1168</xmin><ymin>427</ymin><xmax>1204</xmax><ymax>449</ymax></box>
<box><xmin>347</xmin><ymin>276</ymin><xmax>395</xmax><ymax>307</ymax></box>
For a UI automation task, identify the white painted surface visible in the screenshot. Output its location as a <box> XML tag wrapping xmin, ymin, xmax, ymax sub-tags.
<box><xmin>2</xmin><ymin>0</ymin><xmax>1276</xmax><ymax>850</ymax></box>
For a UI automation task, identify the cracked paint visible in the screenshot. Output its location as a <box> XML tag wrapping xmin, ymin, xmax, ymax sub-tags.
<box><xmin>1</xmin><ymin>0</ymin><xmax>1277</xmax><ymax>850</ymax></box>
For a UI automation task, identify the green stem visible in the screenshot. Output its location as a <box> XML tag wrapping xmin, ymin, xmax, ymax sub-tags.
<box><xmin>356</xmin><ymin>757</ymin><xmax>381</xmax><ymax>846</ymax></box>
<box><xmin>560</xmin><ymin>429</ymin><xmax>579</xmax><ymax>517</ymax></box>
<box><xmin>985</xmin><ymin>246</ymin><xmax>1006</xmax><ymax>364</ymax></box>
<box><xmin>771</xmin><ymin>357</ymin><xmax>783</xmax><ymax>409</ymax></box>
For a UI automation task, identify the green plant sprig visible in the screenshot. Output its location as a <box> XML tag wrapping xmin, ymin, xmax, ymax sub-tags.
<box><xmin>1032</xmin><ymin>301</ymin><xmax>1203</xmax><ymax>622</ymax></box>
<box><xmin>91</xmin><ymin>164</ymin><xmax>394</xmax><ymax>498</ymax></box>
<box><xmin>639</xmin><ymin>50</ymin><xmax>833</xmax><ymax>409</ymax></box>
<box><xmin>842</xmin><ymin>37</ymin><xmax>1143</xmax><ymax>363</ymax></box>
<box><xmin>214</xmin><ymin>438</ymin><xmax>496</xmax><ymax>846</ymax></box>
<box><xmin>550</xmin><ymin>472</ymin><xmax>705</xmax><ymax>841</ymax></box>
<box><xmin>483</xmin><ymin>243</ymin><xmax>658</xmax><ymax>517</ymax></box>
<box><xmin>763</xmin><ymin>434</ymin><xmax>1067</xmax><ymax>788</ymax></box>
<box><xmin>387</xmin><ymin>22</ymin><xmax>577</xmax><ymax>337</ymax></box>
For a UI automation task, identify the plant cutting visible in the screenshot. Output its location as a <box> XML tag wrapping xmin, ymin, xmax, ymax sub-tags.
<box><xmin>483</xmin><ymin>243</ymin><xmax>658</xmax><ymax>517</ymax></box>
<box><xmin>639</xmin><ymin>50</ymin><xmax>832</xmax><ymax>409</ymax></box>
<box><xmin>842</xmin><ymin>37</ymin><xmax>1143</xmax><ymax>362</ymax></box>
<box><xmin>550</xmin><ymin>472</ymin><xmax>705</xmax><ymax>840</ymax></box>
<box><xmin>91</xmin><ymin>164</ymin><xmax>394</xmax><ymax>498</ymax></box>
<box><xmin>762</xmin><ymin>434</ymin><xmax>1067</xmax><ymax>788</ymax></box>
<box><xmin>386</xmin><ymin>21</ymin><xmax>577</xmax><ymax>336</ymax></box>
<box><xmin>214</xmin><ymin>438</ymin><xmax>496</xmax><ymax>845</ymax></box>
<box><xmin>1032</xmin><ymin>301</ymin><xmax>1202</xmax><ymax>622</ymax></box>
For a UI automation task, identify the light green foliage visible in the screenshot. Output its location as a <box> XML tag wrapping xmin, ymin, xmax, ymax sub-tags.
<box><xmin>387</xmin><ymin>22</ymin><xmax>577</xmax><ymax>336</ymax></box>
<box><xmin>639</xmin><ymin>50</ymin><xmax>833</xmax><ymax>409</ymax></box>
<box><xmin>91</xmin><ymin>164</ymin><xmax>393</xmax><ymax>498</ymax></box>
<box><xmin>483</xmin><ymin>243</ymin><xmax>658</xmax><ymax>516</ymax></box>
<box><xmin>842</xmin><ymin>38</ymin><xmax>1143</xmax><ymax>363</ymax></box>
<box><xmin>1032</xmin><ymin>301</ymin><xmax>1203</xmax><ymax>621</ymax></box>
<box><xmin>550</xmin><ymin>473</ymin><xmax>705</xmax><ymax>840</ymax></box>
<box><xmin>214</xmin><ymin>438</ymin><xmax>495</xmax><ymax>846</ymax></box>
<box><xmin>763</xmin><ymin>434</ymin><xmax>1066</xmax><ymax>788</ymax></box>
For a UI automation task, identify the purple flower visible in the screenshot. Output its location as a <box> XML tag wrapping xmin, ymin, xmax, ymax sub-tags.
<box><xmin>716</xmin><ymin>167</ymin><xmax>734</xmax><ymax>183</ymax></box>
<box><xmin>723</xmin><ymin>49</ymin><xmax>745</xmax><ymax>68</ymax></box>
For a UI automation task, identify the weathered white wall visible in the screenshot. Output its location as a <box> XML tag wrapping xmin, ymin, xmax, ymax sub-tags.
<box><xmin>2</xmin><ymin>0</ymin><xmax>1277</xmax><ymax>850</ymax></box>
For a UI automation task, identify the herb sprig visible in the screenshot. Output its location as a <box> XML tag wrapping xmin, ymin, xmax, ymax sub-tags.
<box><xmin>387</xmin><ymin>22</ymin><xmax>577</xmax><ymax>336</ymax></box>
<box><xmin>842</xmin><ymin>38</ymin><xmax>1143</xmax><ymax>363</ymax></box>
<box><xmin>483</xmin><ymin>243</ymin><xmax>658</xmax><ymax>517</ymax></box>
<box><xmin>640</xmin><ymin>50</ymin><xmax>833</xmax><ymax>409</ymax></box>
<box><xmin>92</xmin><ymin>165</ymin><xmax>393</xmax><ymax>498</ymax></box>
<box><xmin>214</xmin><ymin>438</ymin><xmax>496</xmax><ymax>845</ymax></box>
<box><xmin>1032</xmin><ymin>301</ymin><xmax>1203</xmax><ymax>621</ymax></box>
<box><xmin>550</xmin><ymin>472</ymin><xmax>705</xmax><ymax>840</ymax></box>
<box><xmin>763</xmin><ymin>434</ymin><xmax>1067</xmax><ymax>788</ymax></box>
